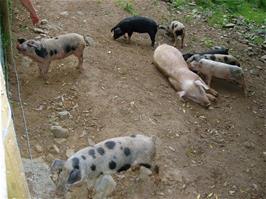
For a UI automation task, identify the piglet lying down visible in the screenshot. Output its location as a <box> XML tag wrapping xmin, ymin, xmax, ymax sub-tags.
<box><xmin>17</xmin><ymin>33</ymin><xmax>94</xmax><ymax>80</ymax></box>
<box><xmin>50</xmin><ymin>134</ymin><xmax>158</xmax><ymax>199</ymax></box>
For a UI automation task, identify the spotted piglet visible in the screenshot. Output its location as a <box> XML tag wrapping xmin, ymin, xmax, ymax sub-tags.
<box><xmin>187</xmin><ymin>54</ymin><xmax>240</xmax><ymax>66</ymax></box>
<box><xmin>17</xmin><ymin>33</ymin><xmax>94</xmax><ymax>81</ymax></box>
<box><xmin>189</xmin><ymin>59</ymin><xmax>246</xmax><ymax>94</ymax></box>
<box><xmin>160</xmin><ymin>20</ymin><xmax>185</xmax><ymax>48</ymax></box>
<box><xmin>50</xmin><ymin>134</ymin><xmax>158</xmax><ymax>199</ymax></box>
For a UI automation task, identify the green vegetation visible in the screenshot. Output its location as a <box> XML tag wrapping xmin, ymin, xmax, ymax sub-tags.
<box><xmin>201</xmin><ymin>37</ymin><xmax>215</xmax><ymax>48</ymax></box>
<box><xmin>171</xmin><ymin>0</ymin><xmax>266</xmax><ymax>26</ymax></box>
<box><xmin>196</xmin><ymin>0</ymin><xmax>266</xmax><ymax>25</ymax></box>
<box><xmin>169</xmin><ymin>0</ymin><xmax>266</xmax><ymax>45</ymax></box>
<box><xmin>115</xmin><ymin>0</ymin><xmax>138</xmax><ymax>15</ymax></box>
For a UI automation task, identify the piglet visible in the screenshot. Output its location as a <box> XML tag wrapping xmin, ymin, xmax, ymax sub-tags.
<box><xmin>111</xmin><ymin>16</ymin><xmax>158</xmax><ymax>47</ymax></box>
<box><xmin>50</xmin><ymin>134</ymin><xmax>159</xmax><ymax>199</ymax></box>
<box><xmin>153</xmin><ymin>44</ymin><xmax>218</xmax><ymax>107</ymax></box>
<box><xmin>189</xmin><ymin>59</ymin><xmax>246</xmax><ymax>93</ymax></box>
<box><xmin>183</xmin><ymin>46</ymin><xmax>229</xmax><ymax>61</ymax></box>
<box><xmin>159</xmin><ymin>20</ymin><xmax>185</xmax><ymax>48</ymax></box>
<box><xmin>17</xmin><ymin>33</ymin><xmax>94</xmax><ymax>81</ymax></box>
<box><xmin>187</xmin><ymin>54</ymin><xmax>240</xmax><ymax>66</ymax></box>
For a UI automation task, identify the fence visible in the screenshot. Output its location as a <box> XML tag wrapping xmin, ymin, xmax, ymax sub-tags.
<box><xmin>0</xmin><ymin>0</ymin><xmax>31</xmax><ymax>198</ymax></box>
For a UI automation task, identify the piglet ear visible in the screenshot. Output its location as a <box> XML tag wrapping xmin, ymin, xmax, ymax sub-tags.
<box><xmin>194</xmin><ymin>80</ymin><xmax>209</xmax><ymax>90</ymax></box>
<box><xmin>67</xmin><ymin>168</ymin><xmax>81</xmax><ymax>184</ymax></box>
<box><xmin>50</xmin><ymin>159</ymin><xmax>65</xmax><ymax>172</ymax></box>
<box><xmin>177</xmin><ymin>91</ymin><xmax>186</xmax><ymax>102</ymax></box>
<box><xmin>17</xmin><ymin>38</ymin><xmax>26</xmax><ymax>44</ymax></box>
<box><xmin>27</xmin><ymin>42</ymin><xmax>40</xmax><ymax>49</ymax></box>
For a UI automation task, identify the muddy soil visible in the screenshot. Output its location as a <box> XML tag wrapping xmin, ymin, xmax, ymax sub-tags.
<box><xmin>11</xmin><ymin>0</ymin><xmax>265</xmax><ymax>198</ymax></box>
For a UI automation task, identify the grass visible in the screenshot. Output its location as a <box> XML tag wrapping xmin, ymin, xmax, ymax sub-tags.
<box><xmin>115</xmin><ymin>0</ymin><xmax>138</xmax><ymax>15</ymax></box>
<box><xmin>194</xmin><ymin>0</ymin><xmax>266</xmax><ymax>25</ymax></box>
<box><xmin>170</xmin><ymin>0</ymin><xmax>266</xmax><ymax>45</ymax></box>
<box><xmin>201</xmin><ymin>37</ymin><xmax>215</xmax><ymax>48</ymax></box>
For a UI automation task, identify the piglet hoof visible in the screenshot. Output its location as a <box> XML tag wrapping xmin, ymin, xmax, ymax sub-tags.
<box><xmin>207</xmin><ymin>88</ymin><xmax>218</xmax><ymax>97</ymax></box>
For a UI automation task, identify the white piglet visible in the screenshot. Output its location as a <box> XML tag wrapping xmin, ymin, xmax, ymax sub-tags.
<box><xmin>153</xmin><ymin>44</ymin><xmax>218</xmax><ymax>107</ymax></box>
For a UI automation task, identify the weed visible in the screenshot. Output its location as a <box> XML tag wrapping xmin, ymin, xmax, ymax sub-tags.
<box><xmin>115</xmin><ymin>0</ymin><xmax>138</xmax><ymax>15</ymax></box>
<box><xmin>201</xmin><ymin>37</ymin><xmax>215</xmax><ymax>48</ymax></box>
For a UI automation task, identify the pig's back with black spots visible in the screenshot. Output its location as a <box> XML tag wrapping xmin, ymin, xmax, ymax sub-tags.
<box><xmin>42</xmin><ymin>33</ymin><xmax>85</xmax><ymax>59</ymax></box>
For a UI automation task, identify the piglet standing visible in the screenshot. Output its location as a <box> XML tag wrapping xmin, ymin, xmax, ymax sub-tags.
<box><xmin>17</xmin><ymin>33</ymin><xmax>94</xmax><ymax>81</ymax></box>
<box><xmin>153</xmin><ymin>44</ymin><xmax>218</xmax><ymax>107</ymax></box>
<box><xmin>159</xmin><ymin>20</ymin><xmax>185</xmax><ymax>48</ymax></box>
<box><xmin>189</xmin><ymin>59</ymin><xmax>246</xmax><ymax>94</ymax></box>
<box><xmin>50</xmin><ymin>134</ymin><xmax>159</xmax><ymax>199</ymax></box>
<box><xmin>111</xmin><ymin>16</ymin><xmax>158</xmax><ymax>47</ymax></box>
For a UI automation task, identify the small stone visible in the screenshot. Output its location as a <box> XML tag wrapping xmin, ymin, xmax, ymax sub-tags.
<box><xmin>139</xmin><ymin>166</ymin><xmax>152</xmax><ymax>180</ymax></box>
<box><xmin>77</xmin><ymin>11</ymin><xmax>84</xmax><ymax>16</ymax></box>
<box><xmin>188</xmin><ymin>2</ymin><xmax>196</xmax><ymax>6</ymax></box>
<box><xmin>168</xmin><ymin>146</ymin><xmax>176</xmax><ymax>152</ymax></box>
<box><xmin>46</xmin><ymin>153</ymin><xmax>55</xmax><ymax>162</ymax></box>
<box><xmin>157</xmin><ymin>192</ymin><xmax>165</xmax><ymax>196</ymax></box>
<box><xmin>263</xmin><ymin>151</ymin><xmax>266</xmax><ymax>162</ymax></box>
<box><xmin>33</xmin><ymin>27</ymin><xmax>48</xmax><ymax>34</ymax></box>
<box><xmin>34</xmin><ymin>36</ymin><xmax>41</xmax><ymax>40</ymax></box>
<box><xmin>58</xmin><ymin>110</ymin><xmax>70</xmax><ymax>119</ymax></box>
<box><xmin>224</xmin><ymin>23</ymin><xmax>235</xmax><ymax>28</ymax></box>
<box><xmin>66</xmin><ymin>149</ymin><xmax>75</xmax><ymax>158</ymax></box>
<box><xmin>261</xmin><ymin>55</ymin><xmax>266</xmax><ymax>61</ymax></box>
<box><xmin>54</xmin><ymin>138</ymin><xmax>67</xmax><ymax>145</ymax></box>
<box><xmin>50</xmin><ymin>144</ymin><xmax>60</xmax><ymax>154</ymax></box>
<box><xmin>87</xmin><ymin>138</ymin><xmax>95</xmax><ymax>146</ymax></box>
<box><xmin>51</xmin><ymin>125</ymin><xmax>69</xmax><ymax>138</ymax></box>
<box><xmin>40</xmin><ymin>19</ymin><xmax>48</xmax><ymax>25</ymax></box>
<box><xmin>244</xmin><ymin>141</ymin><xmax>255</xmax><ymax>149</ymax></box>
<box><xmin>60</xmin><ymin>11</ymin><xmax>69</xmax><ymax>16</ymax></box>
<box><xmin>262</xmin><ymin>44</ymin><xmax>266</xmax><ymax>50</ymax></box>
<box><xmin>35</xmin><ymin>144</ymin><xmax>43</xmax><ymax>153</ymax></box>
<box><xmin>229</xmin><ymin>190</ymin><xmax>235</xmax><ymax>195</ymax></box>
<box><xmin>249</xmin><ymin>69</ymin><xmax>259</xmax><ymax>76</ymax></box>
<box><xmin>256</xmin><ymin>66</ymin><xmax>262</xmax><ymax>70</ymax></box>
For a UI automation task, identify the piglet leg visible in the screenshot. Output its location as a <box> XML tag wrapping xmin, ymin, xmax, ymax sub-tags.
<box><xmin>180</xmin><ymin>31</ymin><xmax>185</xmax><ymax>49</ymax></box>
<box><xmin>74</xmin><ymin>52</ymin><xmax>84</xmax><ymax>72</ymax></box>
<box><xmin>173</xmin><ymin>32</ymin><xmax>178</xmax><ymax>47</ymax></box>
<box><xmin>168</xmin><ymin>77</ymin><xmax>181</xmax><ymax>91</ymax></box>
<box><xmin>206</xmin><ymin>93</ymin><xmax>217</xmax><ymax>103</ymax></box>
<box><xmin>38</xmin><ymin>62</ymin><xmax>50</xmax><ymax>81</ymax></box>
<box><xmin>207</xmin><ymin>88</ymin><xmax>218</xmax><ymax>97</ymax></box>
<box><xmin>205</xmin><ymin>75</ymin><xmax>212</xmax><ymax>87</ymax></box>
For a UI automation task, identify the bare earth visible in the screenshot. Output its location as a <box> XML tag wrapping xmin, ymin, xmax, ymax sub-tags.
<box><xmin>11</xmin><ymin>0</ymin><xmax>265</xmax><ymax>198</ymax></box>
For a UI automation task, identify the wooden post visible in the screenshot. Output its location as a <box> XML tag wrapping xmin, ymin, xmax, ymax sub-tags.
<box><xmin>1</xmin><ymin>0</ymin><xmax>31</xmax><ymax>197</ymax></box>
<box><xmin>0</xmin><ymin>60</ymin><xmax>31</xmax><ymax>199</ymax></box>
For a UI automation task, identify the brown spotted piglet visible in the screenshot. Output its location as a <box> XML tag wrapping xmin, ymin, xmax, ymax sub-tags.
<box><xmin>17</xmin><ymin>33</ymin><xmax>94</xmax><ymax>81</ymax></box>
<box><xmin>153</xmin><ymin>44</ymin><xmax>218</xmax><ymax>108</ymax></box>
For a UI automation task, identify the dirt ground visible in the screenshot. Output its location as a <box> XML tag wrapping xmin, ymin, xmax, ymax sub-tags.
<box><xmin>10</xmin><ymin>0</ymin><xmax>265</xmax><ymax>198</ymax></box>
